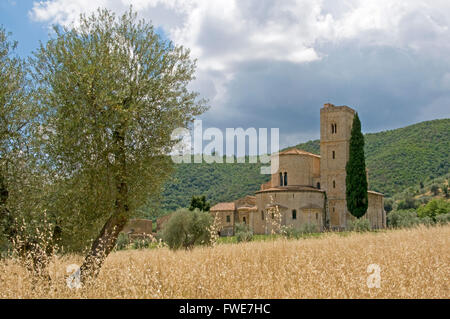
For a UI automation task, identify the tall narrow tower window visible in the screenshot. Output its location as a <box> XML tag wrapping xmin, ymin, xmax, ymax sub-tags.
<box><xmin>279</xmin><ymin>172</ymin><xmax>283</xmax><ymax>186</ymax></box>
<box><xmin>331</xmin><ymin>123</ymin><xmax>337</xmax><ymax>134</ymax></box>
<box><xmin>292</xmin><ymin>210</ymin><xmax>297</xmax><ymax>220</ymax></box>
<box><xmin>332</xmin><ymin>150</ymin><xmax>335</xmax><ymax>159</ymax></box>
<box><xmin>333</xmin><ymin>180</ymin><xmax>336</xmax><ymax>188</ymax></box>
<box><xmin>284</xmin><ymin>172</ymin><xmax>288</xmax><ymax>186</ymax></box>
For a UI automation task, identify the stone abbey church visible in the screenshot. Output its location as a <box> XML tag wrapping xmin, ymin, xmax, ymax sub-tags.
<box><xmin>210</xmin><ymin>103</ymin><xmax>386</xmax><ymax>236</ymax></box>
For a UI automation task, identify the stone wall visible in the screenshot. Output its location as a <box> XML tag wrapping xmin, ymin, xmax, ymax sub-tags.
<box><xmin>254</xmin><ymin>189</ymin><xmax>325</xmax><ymax>234</ymax></box>
<box><xmin>122</xmin><ymin>219</ymin><xmax>153</xmax><ymax>236</ymax></box>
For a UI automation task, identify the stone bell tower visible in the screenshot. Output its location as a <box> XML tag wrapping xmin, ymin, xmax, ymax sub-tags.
<box><xmin>320</xmin><ymin>103</ymin><xmax>355</xmax><ymax>229</ymax></box>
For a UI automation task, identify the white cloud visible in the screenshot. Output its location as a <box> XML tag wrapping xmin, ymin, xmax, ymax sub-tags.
<box><xmin>29</xmin><ymin>0</ymin><xmax>450</xmax><ymax>138</ymax></box>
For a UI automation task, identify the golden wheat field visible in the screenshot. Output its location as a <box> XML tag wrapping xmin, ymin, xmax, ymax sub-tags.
<box><xmin>0</xmin><ymin>225</ymin><xmax>449</xmax><ymax>299</ymax></box>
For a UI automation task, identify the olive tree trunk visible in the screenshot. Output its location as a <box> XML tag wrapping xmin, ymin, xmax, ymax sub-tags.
<box><xmin>79</xmin><ymin>129</ymin><xmax>129</xmax><ymax>283</ymax></box>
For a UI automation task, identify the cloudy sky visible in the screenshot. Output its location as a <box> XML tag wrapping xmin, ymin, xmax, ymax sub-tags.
<box><xmin>1</xmin><ymin>0</ymin><xmax>450</xmax><ymax>147</ymax></box>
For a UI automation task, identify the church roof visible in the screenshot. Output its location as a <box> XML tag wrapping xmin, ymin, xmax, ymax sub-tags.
<box><xmin>278</xmin><ymin>148</ymin><xmax>320</xmax><ymax>158</ymax></box>
<box><xmin>210</xmin><ymin>202</ymin><xmax>235</xmax><ymax>211</ymax></box>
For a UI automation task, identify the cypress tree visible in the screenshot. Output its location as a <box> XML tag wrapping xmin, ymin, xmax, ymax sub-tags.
<box><xmin>346</xmin><ymin>113</ymin><xmax>368</xmax><ymax>218</ymax></box>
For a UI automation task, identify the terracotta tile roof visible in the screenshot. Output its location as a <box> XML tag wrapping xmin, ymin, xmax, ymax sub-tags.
<box><xmin>278</xmin><ymin>148</ymin><xmax>320</xmax><ymax>158</ymax></box>
<box><xmin>210</xmin><ymin>202</ymin><xmax>235</xmax><ymax>211</ymax></box>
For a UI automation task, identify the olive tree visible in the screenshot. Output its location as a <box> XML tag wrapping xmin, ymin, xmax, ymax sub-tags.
<box><xmin>0</xmin><ymin>27</ymin><xmax>40</xmax><ymax>251</ymax></box>
<box><xmin>32</xmin><ymin>8</ymin><xmax>207</xmax><ymax>282</ymax></box>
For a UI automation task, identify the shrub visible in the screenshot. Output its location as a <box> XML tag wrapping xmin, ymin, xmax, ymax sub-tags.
<box><xmin>417</xmin><ymin>198</ymin><xmax>450</xmax><ymax>221</ymax></box>
<box><xmin>420</xmin><ymin>216</ymin><xmax>434</xmax><ymax>227</ymax></box>
<box><xmin>387</xmin><ymin>210</ymin><xmax>421</xmax><ymax>228</ymax></box>
<box><xmin>298</xmin><ymin>222</ymin><xmax>318</xmax><ymax>234</ymax></box>
<box><xmin>442</xmin><ymin>184</ymin><xmax>449</xmax><ymax>198</ymax></box>
<box><xmin>430</xmin><ymin>184</ymin><xmax>440</xmax><ymax>196</ymax></box>
<box><xmin>235</xmin><ymin>223</ymin><xmax>253</xmax><ymax>242</ymax></box>
<box><xmin>419</xmin><ymin>196</ymin><xmax>432</xmax><ymax>205</ymax></box>
<box><xmin>282</xmin><ymin>226</ymin><xmax>301</xmax><ymax>239</ymax></box>
<box><xmin>131</xmin><ymin>237</ymin><xmax>153</xmax><ymax>250</ymax></box>
<box><xmin>384</xmin><ymin>198</ymin><xmax>393</xmax><ymax>213</ymax></box>
<box><xmin>348</xmin><ymin>218</ymin><xmax>371</xmax><ymax>232</ymax></box>
<box><xmin>115</xmin><ymin>233</ymin><xmax>130</xmax><ymax>251</ymax></box>
<box><xmin>435</xmin><ymin>213</ymin><xmax>450</xmax><ymax>225</ymax></box>
<box><xmin>281</xmin><ymin>223</ymin><xmax>318</xmax><ymax>239</ymax></box>
<box><xmin>397</xmin><ymin>197</ymin><xmax>418</xmax><ymax>210</ymax></box>
<box><xmin>161</xmin><ymin>208</ymin><xmax>213</xmax><ymax>250</ymax></box>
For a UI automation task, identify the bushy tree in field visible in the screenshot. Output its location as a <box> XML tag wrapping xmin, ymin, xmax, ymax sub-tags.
<box><xmin>348</xmin><ymin>218</ymin><xmax>371</xmax><ymax>232</ymax></box>
<box><xmin>346</xmin><ymin>113</ymin><xmax>368</xmax><ymax>218</ymax></box>
<box><xmin>0</xmin><ymin>28</ymin><xmax>50</xmax><ymax>261</ymax></box>
<box><xmin>235</xmin><ymin>222</ymin><xmax>253</xmax><ymax>242</ymax></box>
<box><xmin>417</xmin><ymin>198</ymin><xmax>450</xmax><ymax>221</ymax></box>
<box><xmin>160</xmin><ymin>208</ymin><xmax>212</xmax><ymax>250</ymax></box>
<box><xmin>32</xmin><ymin>8</ymin><xmax>207</xmax><ymax>281</ymax></box>
<box><xmin>0</xmin><ymin>27</ymin><xmax>30</xmax><ymax>246</ymax></box>
<box><xmin>387</xmin><ymin>210</ymin><xmax>421</xmax><ymax>228</ymax></box>
<box><xmin>189</xmin><ymin>195</ymin><xmax>210</xmax><ymax>212</ymax></box>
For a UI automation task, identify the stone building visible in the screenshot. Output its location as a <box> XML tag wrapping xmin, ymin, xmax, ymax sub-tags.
<box><xmin>121</xmin><ymin>219</ymin><xmax>153</xmax><ymax>238</ymax></box>
<box><xmin>210</xmin><ymin>103</ymin><xmax>386</xmax><ymax>235</ymax></box>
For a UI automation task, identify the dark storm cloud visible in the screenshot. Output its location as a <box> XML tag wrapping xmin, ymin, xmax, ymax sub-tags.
<box><xmin>200</xmin><ymin>38</ymin><xmax>450</xmax><ymax>146</ymax></box>
<box><xmin>29</xmin><ymin>0</ymin><xmax>450</xmax><ymax>148</ymax></box>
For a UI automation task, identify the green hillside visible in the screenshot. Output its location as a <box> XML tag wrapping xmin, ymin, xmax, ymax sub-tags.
<box><xmin>161</xmin><ymin>158</ymin><xmax>270</xmax><ymax>211</ymax></box>
<box><xmin>160</xmin><ymin>119</ymin><xmax>449</xmax><ymax>211</ymax></box>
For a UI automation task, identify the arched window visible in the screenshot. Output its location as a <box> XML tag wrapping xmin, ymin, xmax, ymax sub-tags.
<box><xmin>333</xmin><ymin>180</ymin><xmax>336</xmax><ymax>188</ymax></box>
<box><xmin>284</xmin><ymin>172</ymin><xmax>288</xmax><ymax>186</ymax></box>
<box><xmin>317</xmin><ymin>182</ymin><xmax>320</xmax><ymax>189</ymax></box>
<box><xmin>332</xmin><ymin>150</ymin><xmax>335</xmax><ymax>159</ymax></box>
<box><xmin>279</xmin><ymin>172</ymin><xmax>283</xmax><ymax>186</ymax></box>
<box><xmin>261</xmin><ymin>210</ymin><xmax>264</xmax><ymax>220</ymax></box>
<box><xmin>243</xmin><ymin>216</ymin><xmax>247</xmax><ymax>224</ymax></box>
<box><xmin>331</xmin><ymin>123</ymin><xmax>337</xmax><ymax>134</ymax></box>
<box><xmin>292</xmin><ymin>209</ymin><xmax>297</xmax><ymax>220</ymax></box>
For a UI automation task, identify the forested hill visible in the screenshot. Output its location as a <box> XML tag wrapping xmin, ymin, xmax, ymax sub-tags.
<box><xmin>160</xmin><ymin>119</ymin><xmax>449</xmax><ymax>211</ymax></box>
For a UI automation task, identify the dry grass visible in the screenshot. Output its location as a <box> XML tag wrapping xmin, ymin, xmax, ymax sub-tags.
<box><xmin>0</xmin><ymin>225</ymin><xmax>449</xmax><ymax>298</ymax></box>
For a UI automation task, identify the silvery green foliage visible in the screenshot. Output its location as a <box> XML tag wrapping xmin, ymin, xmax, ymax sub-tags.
<box><xmin>387</xmin><ymin>210</ymin><xmax>421</xmax><ymax>228</ymax></box>
<box><xmin>31</xmin><ymin>8</ymin><xmax>207</xmax><ymax>253</ymax></box>
<box><xmin>235</xmin><ymin>222</ymin><xmax>253</xmax><ymax>242</ymax></box>
<box><xmin>0</xmin><ymin>27</ymin><xmax>45</xmax><ymax>253</ymax></box>
<box><xmin>435</xmin><ymin>213</ymin><xmax>450</xmax><ymax>225</ymax></box>
<box><xmin>161</xmin><ymin>208</ymin><xmax>213</xmax><ymax>250</ymax></box>
<box><xmin>348</xmin><ymin>218</ymin><xmax>371</xmax><ymax>232</ymax></box>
